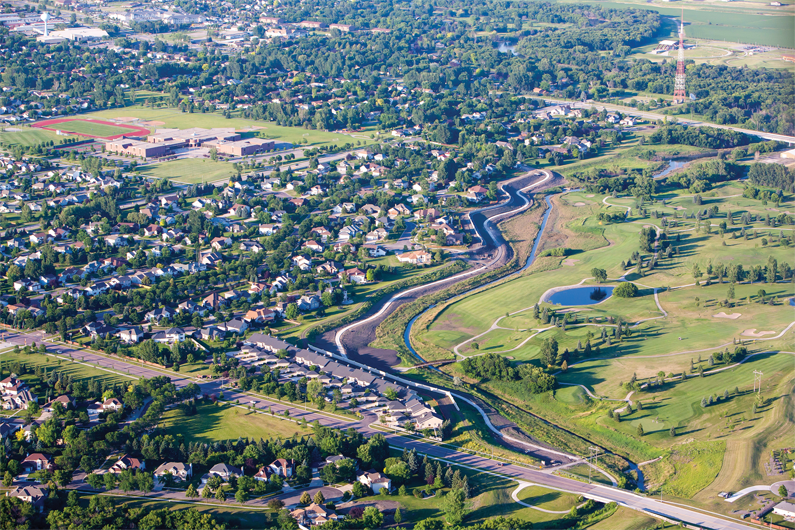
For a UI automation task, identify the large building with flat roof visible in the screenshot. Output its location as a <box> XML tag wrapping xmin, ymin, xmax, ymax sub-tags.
<box><xmin>105</xmin><ymin>139</ymin><xmax>167</xmax><ymax>158</ymax></box>
<box><xmin>206</xmin><ymin>138</ymin><xmax>275</xmax><ymax>156</ymax></box>
<box><xmin>106</xmin><ymin>128</ymin><xmax>274</xmax><ymax>160</ymax></box>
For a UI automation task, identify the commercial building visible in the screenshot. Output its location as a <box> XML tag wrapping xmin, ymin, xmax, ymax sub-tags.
<box><xmin>207</xmin><ymin>138</ymin><xmax>275</xmax><ymax>156</ymax></box>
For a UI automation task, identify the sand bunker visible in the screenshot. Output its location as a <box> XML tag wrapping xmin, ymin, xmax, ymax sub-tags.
<box><xmin>674</xmin><ymin>206</ymin><xmax>687</xmax><ymax>211</ymax></box>
<box><xmin>713</xmin><ymin>312</ymin><xmax>741</xmax><ymax>319</ymax></box>
<box><xmin>586</xmin><ymin>194</ymin><xmax>595</xmax><ymax>198</ymax></box>
<box><xmin>573</xmin><ymin>202</ymin><xmax>587</xmax><ymax>207</ymax></box>
<box><xmin>562</xmin><ymin>258</ymin><xmax>580</xmax><ymax>266</ymax></box>
<box><xmin>741</xmin><ymin>329</ymin><xmax>776</xmax><ymax>337</ymax></box>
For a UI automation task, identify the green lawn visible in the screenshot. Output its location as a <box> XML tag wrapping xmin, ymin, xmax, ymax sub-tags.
<box><xmin>517</xmin><ymin>485</ymin><xmax>581</xmax><ymax>511</ymax></box>
<box><xmin>160</xmin><ymin>401</ymin><xmax>312</xmax><ymax>444</ymax></box>
<box><xmin>584</xmin><ymin>506</ymin><xmax>678</xmax><ymax>529</ymax></box>
<box><xmin>0</xmin><ymin>350</ymin><xmax>134</xmax><ymax>390</ymax></box>
<box><xmin>85</xmin><ymin>106</ymin><xmax>365</xmax><ymax>148</ymax></box>
<box><xmin>137</xmin><ymin>158</ymin><xmax>236</xmax><ymax>184</ymax></box>
<box><xmin>39</xmin><ymin>119</ymin><xmax>139</xmax><ymax>138</ymax></box>
<box><xmin>0</xmin><ymin>128</ymin><xmax>61</xmax><ymax>147</ymax></box>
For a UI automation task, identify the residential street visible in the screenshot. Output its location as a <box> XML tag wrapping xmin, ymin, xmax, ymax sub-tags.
<box><xmin>0</xmin><ymin>329</ymin><xmax>756</xmax><ymax>530</ymax></box>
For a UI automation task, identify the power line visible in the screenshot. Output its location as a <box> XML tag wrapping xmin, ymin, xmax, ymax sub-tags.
<box><xmin>753</xmin><ymin>370</ymin><xmax>763</xmax><ymax>393</ymax></box>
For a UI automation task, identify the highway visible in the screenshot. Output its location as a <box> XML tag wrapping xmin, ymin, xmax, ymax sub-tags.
<box><xmin>0</xmin><ymin>331</ymin><xmax>756</xmax><ymax>528</ymax></box>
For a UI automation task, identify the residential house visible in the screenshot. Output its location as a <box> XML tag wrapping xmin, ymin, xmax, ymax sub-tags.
<box><xmin>154</xmin><ymin>462</ymin><xmax>193</xmax><ymax>482</ymax></box>
<box><xmin>109</xmin><ymin>454</ymin><xmax>145</xmax><ymax>474</ymax></box>
<box><xmin>358</xmin><ymin>471</ymin><xmax>391</xmax><ymax>493</ymax></box>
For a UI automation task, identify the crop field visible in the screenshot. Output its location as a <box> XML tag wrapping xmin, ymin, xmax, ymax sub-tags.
<box><xmin>562</xmin><ymin>0</ymin><xmax>795</xmax><ymax>47</ymax></box>
<box><xmin>160</xmin><ymin>401</ymin><xmax>312</xmax><ymax>443</ymax></box>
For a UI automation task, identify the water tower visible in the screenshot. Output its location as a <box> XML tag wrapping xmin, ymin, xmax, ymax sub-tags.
<box><xmin>41</xmin><ymin>12</ymin><xmax>50</xmax><ymax>37</ymax></box>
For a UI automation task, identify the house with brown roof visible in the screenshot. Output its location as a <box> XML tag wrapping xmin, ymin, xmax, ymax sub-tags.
<box><xmin>109</xmin><ymin>454</ymin><xmax>145</xmax><ymax>474</ymax></box>
<box><xmin>21</xmin><ymin>453</ymin><xmax>53</xmax><ymax>472</ymax></box>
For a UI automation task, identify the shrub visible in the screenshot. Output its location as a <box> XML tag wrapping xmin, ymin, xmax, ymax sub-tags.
<box><xmin>614</xmin><ymin>282</ymin><xmax>638</xmax><ymax>298</ymax></box>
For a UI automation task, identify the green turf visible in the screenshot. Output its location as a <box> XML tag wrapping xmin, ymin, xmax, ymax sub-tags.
<box><xmin>0</xmin><ymin>350</ymin><xmax>134</xmax><ymax>389</ymax></box>
<box><xmin>84</xmin><ymin>106</ymin><xmax>367</xmax><ymax>148</ymax></box>
<box><xmin>42</xmin><ymin>119</ymin><xmax>139</xmax><ymax>138</ymax></box>
<box><xmin>0</xmin><ymin>128</ymin><xmax>61</xmax><ymax>147</ymax></box>
<box><xmin>137</xmin><ymin>158</ymin><xmax>237</xmax><ymax>184</ymax></box>
<box><xmin>159</xmin><ymin>401</ymin><xmax>312</xmax><ymax>444</ymax></box>
<box><xmin>517</xmin><ymin>485</ymin><xmax>581</xmax><ymax>511</ymax></box>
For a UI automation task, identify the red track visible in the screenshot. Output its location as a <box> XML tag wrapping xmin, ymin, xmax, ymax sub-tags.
<box><xmin>31</xmin><ymin>117</ymin><xmax>150</xmax><ymax>140</ymax></box>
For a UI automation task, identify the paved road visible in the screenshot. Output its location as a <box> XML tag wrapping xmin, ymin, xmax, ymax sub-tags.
<box><xmin>0</xmin><ymin>332</ymin><xmax>755</xmax><ymax>524</ymax></box>
<box><xmin>535</xmin><ymin>97</ymin><xmax>795</xmax><ymax>145</ymax></box>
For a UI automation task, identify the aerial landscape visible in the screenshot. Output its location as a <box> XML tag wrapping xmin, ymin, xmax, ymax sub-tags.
<box><xmin>0</xmin><ymin>0</ymin><xmax>791</xmax><ymax>528</ymax></box>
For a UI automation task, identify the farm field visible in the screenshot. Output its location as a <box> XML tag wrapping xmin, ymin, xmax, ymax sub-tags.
<box><xmin>159</xmin><ymin>401</ymin><xmax>312</xmax><ymax>444</ymax></box>
<box><xmin>561</xmin><ymin>0</ymin><xmax>795</xmax><ymax>47</ymax></box>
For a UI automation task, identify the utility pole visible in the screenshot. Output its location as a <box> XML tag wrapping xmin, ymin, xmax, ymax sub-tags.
<box><xmin>588</xmin><ymin>446</ymin><xmax>599</xmax><ymax>484</ymax></box>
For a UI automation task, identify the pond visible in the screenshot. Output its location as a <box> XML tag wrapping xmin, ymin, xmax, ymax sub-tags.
<box><xmin>547</xmin><ymin>286</ymin><xmax>615</xmax><ymax>306</ymax></box>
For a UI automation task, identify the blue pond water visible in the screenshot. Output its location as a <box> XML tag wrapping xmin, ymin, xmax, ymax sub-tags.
<box><xmin>548</xmin><ymin>286</ymin><xmax>615</xmax><ymax>306</ymax></box>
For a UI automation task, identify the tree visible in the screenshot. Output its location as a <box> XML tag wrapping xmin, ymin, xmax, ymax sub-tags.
<box><xmin>202</xmin><ymin>484</ymin><xmax>213</xmax><ymax>499</ymax></box>
<box><xmin>669</xmin><ymin>427</ymin><xmax>676</xmax><ymax>437</ymax></box>
<box><xmin>268</xmin><ymin>498</ymin><xmax>285</xmax><ymax>511</ymax></box>
<box><xmin>441</xmin><ymin>488</ymin><xmax>468</xmax><ymax>526</ymax></box>
<box><xmin>779</xmin><ymin>485</ymin><xmax>789</xmax><ymax>498</ymax></box>
<box><xmin>285</xmin><ymin>303</ymin><xmax>299</xmax><ymax>320</ymax></box>
<box><xmin>362</xmin><ymin>506</ymin><xmax>384</xmax><ymax>528</ymax></box>
<box><xmin>591</xmin><ymin>268</ymin><xmax>608</xmax><ymax>283</ymax></box>
<box><xmin>186</xmin><ymin>484</ymin><xmax>199</xmax><ymax>498</ymax></box>
<box><xmin>235</xmin><ymin>488</ymin><xmax>249</xmax><ymax>504</ymax></box>
<box><xmin>639</xmin><ymin>227</ymin><xmax>656</xmax><ymax>252</ymax></box>
<box><xmin>614</xmin><ymin>282</ymin><xmax>638</xmax><ymax>298</ymax></box>
<box><xmin>300</xmin><ymin>491</ymin><xmax>311</xmax><ymax>505</ymax></box>
<box><xmin>215</xmin><ymin>488</ymin><xmax>226</xmax><ymax>502</ymax></box>
<box><xmin>540</xmin><ymin>337</ymin><xmax>559</xmax><ymax>366</ymax></box>
<box><xmin>636</xmin><ymin>424</ymin><xmax>644</xmax><ymax>436</ymax></box>
<box><xmin>86</xmin><ymin>473</ymin><xmax>104</xmax><ymax>490</ymax></box>
<box><xmin>394</xmin><ymin>506</ymin><xmax>402</xmax><ymax>524</ymax></box>
<box><xmin>313</xmin><ymin>490</ymin><xmax>325</xmax><ymax>505</ymax></box>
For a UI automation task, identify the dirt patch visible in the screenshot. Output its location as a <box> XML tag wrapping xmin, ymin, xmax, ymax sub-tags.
<box><xmin>140</xmin><ymin>120</ymin><xmax>165</xmax><ymax>127</ymax></box>
<box><xmin>113</xmin><ymin>116</ymin><xmax>139</xmax><ymax>122</ymax></box>
<box><xmin>562</xmin><ymin>258</ymin><xmax>579</xmax><ymax>266</ymax></box>
<box><xmin>741</xmin><ymin>329</ymin><xmax>776</xmax><ymax>337</ymax></box>
<box><xmin>572</xmin><ymin>202</ymin><xmax>587</xmax><ymax>207</ymax></box>
<box><xmin>674</xmin><ymin>206</ymin><xmax>687</xmax><ymax>211</ymax></box>
<box><xmin>586</xmin><ymin>194</ymin><xmax>595</xmax><ymax>198</ymax></box>
<box><xmin>713</xmin><ymin>312</ymin><xmax>742</xmax><ymax>319</ymax></box>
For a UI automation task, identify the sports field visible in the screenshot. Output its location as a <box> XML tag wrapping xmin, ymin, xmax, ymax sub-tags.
<box><xmin>84</xmin><ymin>106</ymin><xmax>365</xmax><ymax>148</ymax></box>
<box><xmin>0</xmin><ymin>128</ymin><xmax>61</xmax><ymax>147</ymax></box>
<box><xmin>31</xmin><ymin>118</ymin><xmax>150</xmax><ymax>139</ymax></box>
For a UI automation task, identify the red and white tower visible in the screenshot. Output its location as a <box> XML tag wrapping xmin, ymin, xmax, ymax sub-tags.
<box><xmin>673</xmin><ymin>9</ymin><xmax>687</xmax><ymax>103</ymax></box>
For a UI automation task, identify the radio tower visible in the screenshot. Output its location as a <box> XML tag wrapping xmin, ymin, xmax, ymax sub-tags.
<box><xmin>673</xmin><ymin>9</ymin><xmax>687</xmax><ymax>104</ymax></box>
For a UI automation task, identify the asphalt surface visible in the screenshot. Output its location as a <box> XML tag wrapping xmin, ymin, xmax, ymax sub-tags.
<box><xmin>0</xmin><ymin>329</ymin><xmax>755</xmax><ymax>529</ymax></box>
<box><xmin>311</xmin><ymin>170</ymin><xmax>557</xmax><ymax>370</ymax></box>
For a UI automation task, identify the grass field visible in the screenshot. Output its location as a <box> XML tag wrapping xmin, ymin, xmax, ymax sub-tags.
<box><xmin>160</xmin><ymin>401</ymin><xmax>312</xmax><ymax>444</ymax></box>
<box><xmin>414</xmin><ymin>176</ymin><xmax>794</xmax><ymax>495</ymax></box>
<box><xmin>35</xmin><ymin>119</ymin><xmax>144</xmax><ymax>138</ymax></box>
<box><xmin>0</xmin><ymin>128</ymin><xmax>62</xmax><ymax>147</ymax></box>
<box><xmin>85</xmin><ymin>106</ymin><xmax>364</xmax><ymax>148</ymax></box>
<box><xmin>516</xmin><ymin>485</ymin><xmax>581</xmax><ymax>511</ymax></box>
<box><xmin>136</xmin><ymin>158</ymin><xmax>237</xmax><ymax>184</ymax></box>
<box><xmin>0</xmin><ymin>349</ymin><xmax>134</xmax><ymax>389</ymax></box>
<box><xmin>643</xmin><ymin>441</ymin><xmax>726</xmax><ymax>497</ymax></box>
<box><xmin>561</xmin><ymin>0</ymin><xmax>795</xmax><ymax>47</ymax></box>
<box><xmin>585</xmin><ymin>506</ymin><xmax>678</xmax><ymax>529</ymax></box>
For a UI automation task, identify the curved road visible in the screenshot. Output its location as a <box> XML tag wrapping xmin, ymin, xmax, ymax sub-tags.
<box><xmin>0</xmin><ymin>330</ymin><xmax>756</xmax><ymax>529</ymax></box>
